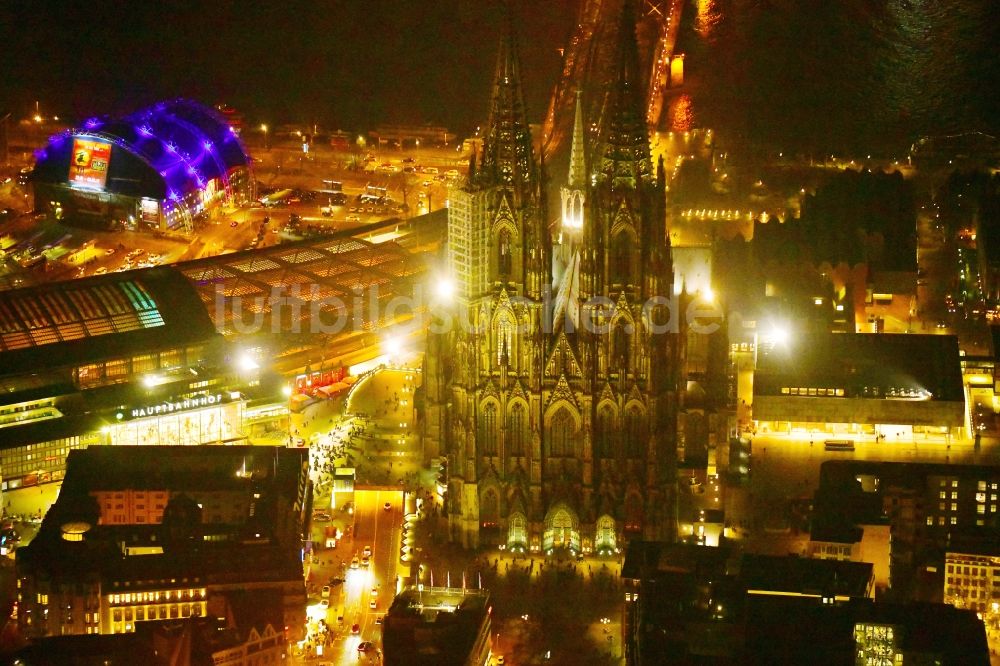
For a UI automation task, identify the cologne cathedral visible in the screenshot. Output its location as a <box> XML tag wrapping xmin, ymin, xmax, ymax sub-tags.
<box><xmin>422</xmin><ymin>3</ymin><xmax>682</xmax><ymax>552</ymax></box>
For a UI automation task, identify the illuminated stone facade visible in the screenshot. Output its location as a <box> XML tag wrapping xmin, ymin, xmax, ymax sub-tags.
<box><xmin>424</xmin><ymin>5</ymin><xmax>680</xmax><ymax>551</ymax></box>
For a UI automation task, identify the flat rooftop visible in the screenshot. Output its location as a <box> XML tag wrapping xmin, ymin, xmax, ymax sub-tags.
<box><xmin>754</xmin><ymin>332</ymin><xmax>963</xmax><ymax>402</ymax></box>
<box><xmin>740</xmin><ymin>554</ymin><xmax>873</xmax><ymax>598</ymax></box>
<box><xmin>382</xmin><ymin>586</ymin><xmax>490</xmax><ymax>666</ymax></box>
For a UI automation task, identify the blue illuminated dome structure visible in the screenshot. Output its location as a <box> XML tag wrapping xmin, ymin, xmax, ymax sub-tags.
<box><xmin>31</xmin><ymin>99</ymin><xmax>254</xmax><ymax>234</ymax></box>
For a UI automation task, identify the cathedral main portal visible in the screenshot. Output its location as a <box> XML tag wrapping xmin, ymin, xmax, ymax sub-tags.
<box><xmin>542</xmin><ymin>504</ymin><xmax>581</xmax><ymax>554</ymax></box>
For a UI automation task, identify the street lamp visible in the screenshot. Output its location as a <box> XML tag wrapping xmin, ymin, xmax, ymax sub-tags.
<box><xmin>260</xmin><ymin>124</ymin><xmax>269</xmax><ymax>150</ymax></box>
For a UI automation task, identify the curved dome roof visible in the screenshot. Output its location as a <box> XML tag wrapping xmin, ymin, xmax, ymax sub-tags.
<box><xmin>36</xmin><ymin>99</ymin><xmax>251</xmax><ymax>200</ymax></box>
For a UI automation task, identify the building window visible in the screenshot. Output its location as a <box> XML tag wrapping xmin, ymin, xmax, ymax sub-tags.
<box><xmin>951</xmin><ymin>517</ymin><xmax>958</xmax><ymax>525</ymax></box>
<box><xmin>612</xmin><ymin>322</ymin><xmax>631</xmax><ymax>374</ymax></box>
<box><xmin>495</xmin><ymin>316</ymin><xmax>513</xmax><ymax>366</ymax></box>
<box><xmin>549</xmin><ymin>408</ymin><xmax>575</xmax><ymax>458</ymax></box>
<box><xmin>480</xmin><ymin>489</ymin><xmax>499</xmax><ymax>527</ymax></box>
<box><xmin>611</xmin><ymin>231</ymin><xmax>632</xmax><ymax>286</ymax></box>
<box><xmin>596</xmin><ymin>404</ymin><xmax>615</xmax><ymax>458</ymax></box>
<box><xmin>509</xmin><ymin>402</ymin><xmax>527</xmax><ymax>457</ymax></box>
<box><xmin>480</xmin><ymin>403</ymin><xmax>498</xmax><ymax>456</ymax></box>
<box><xmin>625</xmin><ymin>406</ymin><xmax>645</xmax><ymax>458</ymax></box>
<box><xmin>497</xmin><ymin>229</ymin><xmax>512</xmax><ymax>278</ymax></box>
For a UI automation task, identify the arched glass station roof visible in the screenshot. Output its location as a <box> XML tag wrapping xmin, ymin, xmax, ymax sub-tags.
<box><xmin>34</xmin><ymin>99</ymin><xmax>251</xmax><ymax>201</ymax></box>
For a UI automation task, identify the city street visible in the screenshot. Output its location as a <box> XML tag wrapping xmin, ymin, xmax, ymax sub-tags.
<box><xmin>290</xmin><ymin>366</ymin><xmax>423</xmax><ymax>663</ymax></box>
<box><xmin>303</xmin><ymin>489</ymin><xmax>403</xmax><ymax>665</ymax></box>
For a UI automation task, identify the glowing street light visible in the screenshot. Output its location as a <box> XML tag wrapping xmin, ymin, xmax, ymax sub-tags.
<box><xmin>434</xmin><ymin>275</ymin><xmax>456</xmax><ymax>302</ymax></box>
<box><xmin>384</xmin><ymin>335</ymin><xmax>403</xmax><ymax>358</ymax></box>
<box><xmin>236</xmin><ymin>353</ymin><xmax>259</xmax><ymax>372</ymax></box>
<box><xmin>142</xmin><ymin>374</ymin><xmax>163</xmax><ymax>389</ymax></box>
<box><xmin>764</xmin><ymin>324</ymin><xmax>789</xmax><ymax>346</ymax></box>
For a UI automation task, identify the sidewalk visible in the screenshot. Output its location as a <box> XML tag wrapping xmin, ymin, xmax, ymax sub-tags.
<box><xmin>3</xmin><ymin>484</ymin><xmax>58</xmax><ymax>521</ymax></box>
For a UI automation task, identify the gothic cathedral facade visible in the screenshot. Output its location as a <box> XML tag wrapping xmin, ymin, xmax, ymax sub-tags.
<box><xmin>423</xmin><ymin>5</ymin><xmax>680</xmax><ymax>552</ymax></box>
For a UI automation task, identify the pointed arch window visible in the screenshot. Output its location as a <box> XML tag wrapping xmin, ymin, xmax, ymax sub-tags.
<box><xmin>624</xmin><ymin>494</ymin><xmax>643</xmax><ymax>532</ymax></box>
<box><xmin>481</xmin><ymin>402</ymin><xmax>499</xmax><ymax>456</ymax></box>
<box><xmin>481</xmin><ymin>488</ymin><xmax>499</xmax><ymax>527</ymax></box>
<box><xmin>495</xmin><ymin>314</ymin><xmax>514</xmax><ymax>365</ymax></box>
<box><xmin>625</xmin><ymin>405</ymin><xmax>645</xmax><ymax>458</ymax></box>
<box><xmin>611</xmin><ymin>230</ymin><xmax>632</xmax><ymax>285</ymax></box>
<box><xmin>613</xmin><ymin>321</ymin><xmax>631</xmax><ymax>373</ymax></box>
<box><xmin>596</xmin><ymin>404</ymin><xmax>615</xmax><ymax>458</ymax></box>
<box><xmin>510</xmin><ymin>402</ymin><xmax>527</xmax><ymax>456</ymax></box>
<box><xmin>498</xmin><ymin>229</ymin><xmax>513</xmax><ymax>278</ymax></box>
<box><xmin>549</xmin><ymin>407</ymin><xmax>575</xmax><ymax>457</ymax></box>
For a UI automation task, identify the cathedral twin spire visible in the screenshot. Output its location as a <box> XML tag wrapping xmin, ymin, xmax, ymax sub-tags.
<box><xmin>598</xmin><ymin>0</ymin><xmax>652</xmax><ymax>189</ymax></box>
<box><xmin>476</xmin><ymin>5</ymin><xmax>536</xmax><ymax>194</ymax></box>
<box><xmin>568</xmin><ymin>90</ymin><xmax>588</xmax><ymax>190</ymax></box>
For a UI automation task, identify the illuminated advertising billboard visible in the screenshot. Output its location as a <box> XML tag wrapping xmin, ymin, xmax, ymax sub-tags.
<box><xmin>69</xmin><ymin>137</ymin><xmax>111</xmax><ymax>189</ymax></box>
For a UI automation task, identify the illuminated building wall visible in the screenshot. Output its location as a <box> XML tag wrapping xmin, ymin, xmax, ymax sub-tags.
<box><xmin>753</xmin><ymin>333</ymin><xmax>965</xmax><ymax>438</ymax></box>
<box><xmin>16</xmin><ymin>447</ymin><xmax>310</xmax><ymax>642</ymax></box>
<box><xmin>103</xmin><ymin>587</ymin><xmax>208</xmax><ymax>634</ymax></box>
<box><xmin>0</xmin><ymin>270</ymin><xmax>287</xmax><ymax>492</ymax></box>
<box><xmin>854</xmin><ymin>623</ymin><xmax>901</xmax><ymax>666</ymax></box>
<box><xmin>945</xmin><ymin>551</ymin><xmax>1000</xmax><ymax>614</ymax></box>
<box><xmin>91</xmin><ymin>489</ymin><xmax>251</xmax><ymax>527</ymax></box>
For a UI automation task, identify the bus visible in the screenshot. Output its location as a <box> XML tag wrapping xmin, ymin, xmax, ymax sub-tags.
<box><xmin>259</xmin><ymin>189</ymin><xmax>295</xmax><ymax>207</ymax></box>
<box><xmin>317</xmin><ymin>190</ymin><xmax>347</xmax><ymax>205</ymax></box>
<box><xmin>824</xmin><ymin>439</ymin><xmax>855</xmax><ymax>452</ymax></box>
